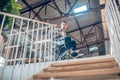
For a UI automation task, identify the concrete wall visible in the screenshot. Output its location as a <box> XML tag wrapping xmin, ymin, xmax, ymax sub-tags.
<box><xmin>0</xmin><ymin>62</ymin><xmax>51</xmax><ymax>80</ymax></box>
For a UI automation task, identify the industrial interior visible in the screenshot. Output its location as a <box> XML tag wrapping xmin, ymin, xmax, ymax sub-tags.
<box><xmin>0</xmin><ymin>0</ymin><xmax>120</xmax><ymax>80</ymax></box>
<box><xmin>19</xmin><ymin>0</ymin><xmax>108</xmax><ymax>58</ymax></box>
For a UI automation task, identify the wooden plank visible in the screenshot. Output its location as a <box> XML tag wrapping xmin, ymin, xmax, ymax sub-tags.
<box><xmin>33</xmin><ymin>68</ymin><xmax>120</xmax><ymax>79</ymax></box>
<box><xmin>51</xmin><ymin>58</ymin><xmax>115</xmax><ymax>67</ymax></box>
<box><xmin>100</xmin><ymin>8</ymin><xmax>109</xmax><ymax>55</ymax></box>
<box><xmin>99</xmin><ymin>0</ymin><xmax>109</xmax><ymax>55</ymax></box>
<box><xmin>44</xmin><ymin>62</ymin><xmax>118</xmax><ymax>72</ymax></box>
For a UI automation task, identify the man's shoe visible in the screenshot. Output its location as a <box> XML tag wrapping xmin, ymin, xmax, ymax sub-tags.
<box><xmin>76</xmin><ymin>53</ymin><xmax>84</xmax><ymax>58</ymax></box>
<box><xmin>71</xmin><ymin>51</ymin><xmax>78</xmax><ymax>57</ymax></box>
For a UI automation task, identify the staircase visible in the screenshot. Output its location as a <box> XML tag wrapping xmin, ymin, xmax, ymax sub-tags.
<box><xmin>33</xmin><ymin>56</ymin><xmax>120</xmax><ymax>79</ymax></box>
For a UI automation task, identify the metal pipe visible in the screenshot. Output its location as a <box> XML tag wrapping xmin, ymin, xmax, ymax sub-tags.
<box><xmin>39</xmin><ymin>24</ymin><xmax>43</xmax><ymax>68</ymax></box>
<box><xmin>33</xmin><ymin>22</ymin><xmax>39</xmax><ymax>73</ymax></box>
<box><xmin>27</xmin><ymin>21</ymin><xmax>35</xmax><ymax>79</ymax></box>
<box><xmin>0</xmin><ymin>15</ymin><xmax>6</xmax><ymax>31</ymax></box>
<box><xmin>44</xmin><ymin>27</ymin><xmax>47</xmax><ymax>62</ymax></box>
<box><xmin>19</xmin><ymin>20</ymin><xmax>30</xmax><ymax>80</ymax></box>
<box><xmin>50</xmin><ymin>25</ymin><xmax>53</xmax><ymax>62</ymax></box>
<box><xmin>46</xmin><ymin>26</ymin><xmax>50</xmax><ymax>62</ymax></box>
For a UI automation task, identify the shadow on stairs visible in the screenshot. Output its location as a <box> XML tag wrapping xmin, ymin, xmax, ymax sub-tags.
<box><xmin>33</xmin><ymin>55</ymin><xmax>120</xmax><ymax>80</ymax></box>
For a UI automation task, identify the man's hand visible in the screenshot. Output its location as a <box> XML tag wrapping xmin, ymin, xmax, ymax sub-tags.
<box><xmin>53</xmin><ymin>24</ymin><xmax>58</xmax><ymax>27</ymax></box>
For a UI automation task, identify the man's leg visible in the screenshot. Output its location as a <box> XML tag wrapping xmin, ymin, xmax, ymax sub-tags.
<box><xmin>64</xmin><ymin>36</ymin><xmax>72</xmax><ymax>59</ymax></box>
<box><xmin>64</xmin><ymin>36</ymin><xmax>71</xmax><ymax>50</ymax></box>
<box><xmin>71</xmin><ymin>40</ymin><xmax>77</xmax><ymax>51</ymax></box>
<box><xmin>71</xmin><ymin>40</ymin><xmax>78</xmax><ymax>57</ymax></box>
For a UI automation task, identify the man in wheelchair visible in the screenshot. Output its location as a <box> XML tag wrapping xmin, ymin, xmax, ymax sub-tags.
<box><xmin>54</xmin><ymin>21</ymin><xmax>83</xmax><ymax>60</ymax></box>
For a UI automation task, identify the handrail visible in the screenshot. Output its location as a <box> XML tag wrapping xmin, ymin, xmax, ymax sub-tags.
<box><xmin>0</xmin><ymin>12</ymin><xmax>51</xmax><ymax>25</ymax></box>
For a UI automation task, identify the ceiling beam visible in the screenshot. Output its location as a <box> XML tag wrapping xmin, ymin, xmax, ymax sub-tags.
<box><xmin>21</xmin><ymin>0</ymin><xmax>52</xmax><ymax>14</ymax></box>
<box><xmin>69</xmin><ymin>34</ymin><xmax>81</xmax><ymax>43</ymax></box>
<box><xmin>46</xmin><ymin>4</ymin><xmax>105</xmax><ymax>20</ymax></box>
<box><xmin>22</xmin><ymin>0</ymin><xmax>43</xmax><ymax>21</ymax></box>
<box><xmin>52</xmin><ymin>0</ymin><xmax>63</xmax><ymax>16</ymax></box>
<box><xmin>44</xmin><ymin>5</ymin><xmax>48</xmax><ymax>20</ymax></box>
<box><xmin>47</xmin><ymin>4</ymin><xmax>65</xmax><ymax>15</ymax></box>
<box><xmin>32</xmin><ymin>5</ymin><xmax>44</xmax><ymax>19</ymax></box>
<box><xmin>66</xmin><ymin>0</ymin><xmax>78</xmax><ymax>14</ymax></box>
<box><xmin>67</xmin><ymin>21</ymin><xmax>102</xmax><ymax>33</ymax></box>
<box><xmin>77</xmin><ymin>38</ymin><xmax>109</xmax><ymax>49</ymax></box>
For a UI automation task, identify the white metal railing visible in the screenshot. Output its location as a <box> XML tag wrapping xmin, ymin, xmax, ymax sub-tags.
<box><xmin>0</xmin><ymin>12</ymin><xmax>55</xmax><ymax>80</ymax></box>
<box><xmin>105</xmin><ymin>0</ymin><xmax>120</xmax><ymax>65</ymax></box>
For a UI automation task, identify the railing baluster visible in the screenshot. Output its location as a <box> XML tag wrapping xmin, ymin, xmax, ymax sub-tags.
<box><xmin>11</xmin><ymin>18</ymin><xmax>23</xmax><ymax>80</ymax></box>
<box><xmin>27</xmin><ymin>21</ymin><xmax>35</xmax><ymax>79</ymax></box>
<box><xmin>19</xmin><ymin>20</ymin><xmax>30</xmax><ymax>80</ymax></box>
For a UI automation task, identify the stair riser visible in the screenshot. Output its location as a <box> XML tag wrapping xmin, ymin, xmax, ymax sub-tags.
<box><xmin>51</xmin><ymin>58</ymin><xmax>115</xmax><ymax>67</ymax></box>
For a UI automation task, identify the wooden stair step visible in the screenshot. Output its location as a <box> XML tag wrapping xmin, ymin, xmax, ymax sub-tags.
<box><xmin>51</xmin><ymin>57</ymin><xmax>115</xmax><ymax>67</ymax></box>
<box><xmin>44</xmin><ymin>61</ymin><xmax>118</xmax><ymax>72</ymax></box>
<box><xmin>33</xmin><ymin>68</ymin><xmax>120</xmax><ymax>79</ymax></box>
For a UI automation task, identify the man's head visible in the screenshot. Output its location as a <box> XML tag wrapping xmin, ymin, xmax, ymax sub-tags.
<box><xmin>60</xmin><ymin>21</ymin><xmax>68</xmax><ymax>31</ymax></box>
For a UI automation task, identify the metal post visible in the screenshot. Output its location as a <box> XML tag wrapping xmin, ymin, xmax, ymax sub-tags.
<box><xmin>0</xmin><ymin>15</ymin><xmax>6</xmax><ymax>31</ymax></box>
<box><xmin>19</xmin><ymin>20</ymin><xmax>30</xmax><ymax>80</ymax></box>
<box><xmin>39</xmin><ymin>24</ymin><xmax>43</xmax><ymax>68</ymax></box>
<box><xmin>27</xmin><ymin>21</ymin><xmax>35</xmax><ymax>79</ymax></box>
<box><xmin>11</xmin><ymin>18</ymin><xmax>23</xmax><ymax>80</ymax></box>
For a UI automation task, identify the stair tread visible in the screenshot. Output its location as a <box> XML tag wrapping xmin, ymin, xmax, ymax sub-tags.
<box><xmin>51</xmin><ymin>57</ymin><xmax>115</xmax><ymax>67</ymax></box>
<box><xmin>44</xmin><ymin>61</ymin><xmax>118</xmax><ymax>72</ymax></box>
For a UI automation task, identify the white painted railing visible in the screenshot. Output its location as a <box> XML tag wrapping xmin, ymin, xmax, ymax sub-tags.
<box><xmin>0</xmin><ymin>12</ymin><xmax>55</xmax><ymax>80</ymax></box>
<box><xmin>105</xmin><ymin>0</ymin><xmax>120</xmax><ymax>65</ymax></box>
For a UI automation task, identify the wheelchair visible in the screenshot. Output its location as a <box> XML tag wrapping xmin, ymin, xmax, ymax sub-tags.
<box><xmin>53</xmin><ymin>28</ymin><xmax>81</xmax><ymax>60</ymax></box>
<box><xmin>54</xmin><ymin>36</ymin><xmax>78</xmax><ymax>60</ymax></box>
